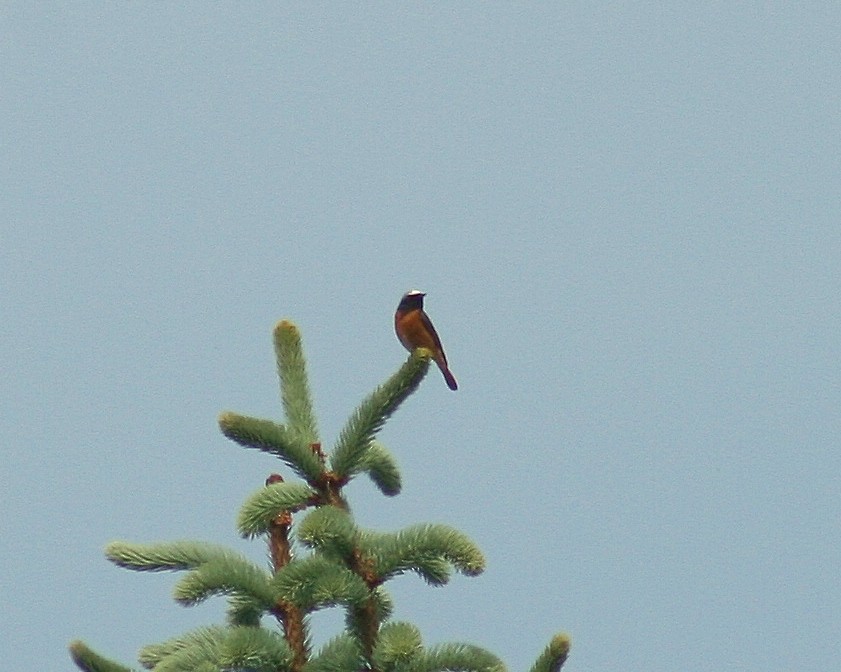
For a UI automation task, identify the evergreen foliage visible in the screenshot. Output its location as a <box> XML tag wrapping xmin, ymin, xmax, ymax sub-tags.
<box><xmin>71</xmin><ymin>320</ymin><xmax>570</xmax><ymax>672</ymax></box>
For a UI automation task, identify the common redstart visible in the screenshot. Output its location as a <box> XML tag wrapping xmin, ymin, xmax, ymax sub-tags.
<box><xmin>394</xmin><ymin>290</ymin><xmax>458</xmax><ymax>391</ymax></box>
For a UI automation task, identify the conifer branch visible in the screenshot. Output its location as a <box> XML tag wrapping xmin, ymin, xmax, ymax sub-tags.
<box><xmin>359</xmin><ymin>440</ymin><xmax>402</xmax><ymax>496</ymax></box>
<box><xmin>296</xmin><ymin>506</ymin><xmax>358</xmax><ymax>560</ymax></box>
<box><xmin>69</xmin><ymin>641</ymin><xmax>134</xmax><ymax>672</ymax></box>
<box><xmin>226</xmin><ymin>594</ymin><xmax>264</xmax><ymax>627</ymax></box>
<box><xmin>271</xmin><ymin>555</ymin><xmax>369</xmax><ymax>611</ymax></box>
<box><xmin>343</xmin><ymin>585</ymin><xmax>393</xmax><ymax>635</ymax></box>
<box><xmin>172</xmin><ymin>557</ymin><xmax>276</xmax><ymax>608</ymax></box>
<box><xmin>308</xmin><ymin>634</ymin><xmax>364</xmax><ymax>672</ymax></box>
<box><xmin>138</xmin><ymin>627</ymin><xmax>226</xmax><ymax>669</ymax></box>
<box><xmin>330</xmin><ymin>350</ymin><xmax>430</xmax><ymax>479</ymax></box>
<box><xmin>341</xmin><ymin>558</ymin><xmax>399</xmax><ymax>660</ymax></box>
<box><xmin>274</xmin><ymin>320</ymin><xmax>320</xmax><ymax>446</ymax></box>
<box><xmin>105</xmin><ymin>541</ymin><xmax>239</xmax><ymax>573</ymax></box>
<box><xmin>145</xmin><ymin>641</ymin><xmax>215</xmax><ymax>672</ymax></box>
<box><xmin>528</xmin><ymin>634</ymin><xmax>572</xmax><ymax>672</ymax></box>
<box><xmin>363</xmin><ymin>523</ymin><xmax>486</xmax><ymax>584</ymax></box>
<box><xmin>138</xmin><ymin>625</ymin><xmax>292</xmax><ymax>672</ymax></box>
<box><xmin>371</xmin><ymin>621</ymin><xmax>422</xmax><ymax>669</ymax></box>
<box><xmin>214</xmin><ymin>625</ymin><xmax>295</xmax><ymax>671</ymax></box>
<box><xmin>218</xmin><ymin>412</ymin><xmax>324</xmax><ymax>481</ymax></box>
<box><xmin>237</xmin><ymin>481</ymin><xmax>317</xmax><ymax>538</ymax></box>
<box><xmin>419</xmin><ymin>643</ymin><xmax>506</xmax><ymax>672</ymax></box>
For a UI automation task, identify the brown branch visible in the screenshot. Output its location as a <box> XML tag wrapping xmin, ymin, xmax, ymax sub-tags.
<box><xmin>346</xmin><ymin>548</ymin><xmax>383</xmax><ymax>662</ymax></box>
<box><xmin>264</xmin><ymin>473</ymin><xmax>310</xmax><ymax>672</ymax></box>
<box><xmin>276</xmin><ymin>601</ymin><xmax>309</xmax><ymax>672</ymax></box>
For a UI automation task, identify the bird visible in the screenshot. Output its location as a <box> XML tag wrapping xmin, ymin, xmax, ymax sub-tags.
<box><xmin>394</xmin><ymin>290</ymin><xmax>458</xmax><ymax>391</ymax></box>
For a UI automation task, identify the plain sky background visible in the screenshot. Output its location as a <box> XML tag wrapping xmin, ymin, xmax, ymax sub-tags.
<box><xmin>3</xmin><ymin>4</ymin><xmax>840</xmax><ymax>671</ymax></box>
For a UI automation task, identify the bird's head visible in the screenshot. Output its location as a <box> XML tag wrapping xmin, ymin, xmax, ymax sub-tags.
<box><xmin>398</xmin><ymin>289</ymin><xmax>426</xmax><ymax>310</ymax></box>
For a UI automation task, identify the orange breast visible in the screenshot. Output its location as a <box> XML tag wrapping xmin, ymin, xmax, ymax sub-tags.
<box><xmin>395</xmin><ymin>309</ymin><xmax>441</xmax><ymax>353</ymax></box>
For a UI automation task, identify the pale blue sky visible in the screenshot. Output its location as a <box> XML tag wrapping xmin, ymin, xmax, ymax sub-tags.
<box><xmin>3</xmin><ymin>4</ymin><xmax>840</xmax><ymax>671</ymax></box>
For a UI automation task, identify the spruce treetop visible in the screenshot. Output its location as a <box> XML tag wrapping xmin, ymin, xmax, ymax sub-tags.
<box><xmin>70</xmin><ymin>320</ymin><xmax>569</xmax><ymax>672</ymax></box>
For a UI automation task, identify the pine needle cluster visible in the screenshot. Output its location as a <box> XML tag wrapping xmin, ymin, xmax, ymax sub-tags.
<box><xmin>70</xmin><ymin>320</ymin><xmax>570</xmax><ymax>672</ymax></box>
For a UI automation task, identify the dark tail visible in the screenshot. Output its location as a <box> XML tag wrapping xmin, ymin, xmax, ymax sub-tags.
<box><xmin>439</xmin><ymin>363</ymin><xmax>458</xmax><ymax>391</ymax></box>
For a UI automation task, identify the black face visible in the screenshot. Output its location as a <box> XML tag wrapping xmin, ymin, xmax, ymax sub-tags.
<box><xmin>398</xmin><ymin>292</ymin><xmax>425</xmax><ymax>311</ymax></box>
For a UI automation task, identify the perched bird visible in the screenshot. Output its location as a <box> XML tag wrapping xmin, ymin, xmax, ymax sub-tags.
<box><xmin>394</xmin><ymin>290</ymin><xmax>458</xmax><ymax>391</ymax></box>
